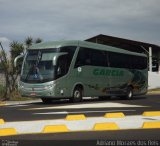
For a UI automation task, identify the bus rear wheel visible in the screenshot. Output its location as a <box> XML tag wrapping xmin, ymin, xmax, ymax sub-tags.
<box><xmin>71</xmin><ymin>87</ymin><xmax>83</xmax><ymax>103</ymax></box>
<box><xmin>121</xmin><ymin>86</ymin><xmax>133</xmax><ymax>100</ymax></box>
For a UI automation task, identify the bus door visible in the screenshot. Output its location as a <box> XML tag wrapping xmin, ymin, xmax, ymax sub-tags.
<box><xmin>55</xmin><ymin>54</ymin><xmax>70</xmax><ymax>97</ymax></box>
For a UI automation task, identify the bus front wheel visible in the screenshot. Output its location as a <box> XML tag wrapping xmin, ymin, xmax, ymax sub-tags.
<box><xmin>41</xmin><ymin>98</ymin><xmax>53</xmax><ymax>104</ymax></box>
<box><xmin>71</xmin><ymin>87</ymin><xmax>83</xmax><ymax>103</ymax></box>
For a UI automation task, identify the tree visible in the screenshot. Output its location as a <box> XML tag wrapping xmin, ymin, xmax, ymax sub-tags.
<box><xmin>0</xmin><ymin>36</ymin><xmax>42</xmax><ymax>100</ymax></box>
<box><xmin>0</xmin><ymin>41</ymin><xmax>24</xmax><ymax>100</ymax></box>
<box><xmin>35</xmin><ymin>38</ymin><xmax>43</xmax><ymax>44</ymax></box>
<box><xmin>10</xmin><ymin>41</ymin><xmax>24</xmax><ymax>59</ymax></box>
<box><xmin>25</xmin><ymin>37</ymin><xmax>42</xmax><ymax>49</ymax></box>
<box><xmin>25</xmin><ymin>36</ymin><xmax>33</xmax><ymax>49</ymax></box>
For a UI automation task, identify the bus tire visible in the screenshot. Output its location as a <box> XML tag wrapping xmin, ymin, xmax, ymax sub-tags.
<box><xmin>41</xmin><ymin>98</ymin><xmax>52</xmax><ymax>104</ymax></box>
<box><xmin>71</xmin><ymin>87</ymin><xmax>83</xmax><ymax>103</ymax></box>
<box><xmin>121</xmin><ymin>86</ymin><xmax>133</xmax><ymax>100</ymax></box>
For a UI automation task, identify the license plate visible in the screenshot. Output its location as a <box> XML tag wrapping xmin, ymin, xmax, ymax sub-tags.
<box><xmin>30</xmin><ymin>93</ymin><xmax>36</xmax><ymax>96</ymax></box>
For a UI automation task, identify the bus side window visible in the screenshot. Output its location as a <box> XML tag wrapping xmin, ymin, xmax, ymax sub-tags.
<box><xmin>74</xmin><ymin>48</ymin><xmax>85</xmax><ymax>68</ymax></box>
<box><xmin>75</xmin><ymin>47</ymin><xmax>108</xmax><ymax>68</ymax></box>
<box><xmin>56</xmin><ymin>55</ymin><xmax>69</xmax><ymax>78</ymax></box>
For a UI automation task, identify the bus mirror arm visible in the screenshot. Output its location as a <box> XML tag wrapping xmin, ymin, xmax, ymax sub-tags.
<box><xmin>14</xmin><ymin>54</ymin><xmax>24</xmax><ymax>67</ymax></box>
<box><xmin>52</xmin><ymin>56</ymin><xmax>57</xmax><ymax>66</ymax></box>
<box><xmin>52</xmin><ymin>52</ymin><xmax>68</xmax><ymax>66</ymax></box>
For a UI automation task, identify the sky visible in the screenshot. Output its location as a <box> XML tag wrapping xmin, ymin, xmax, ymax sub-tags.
<box><xmin>0</xmin><ymin>0</ymin><xmax>160</xmax><ymax>52</ymax></box>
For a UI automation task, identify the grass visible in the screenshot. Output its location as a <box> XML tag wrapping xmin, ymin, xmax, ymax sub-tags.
<box><xmin>0</xmin><ymin>84</ymin><xmax>5</xmax><ymax>99</ymax></box>
<box><xmin>0</xmin><ymin>84</ymin><xmax>36</xmax><ymax>101</ymax></box>
<box><xmin>9</xmin><ymin>96</ymin><xmax>36</xmax><ymax>101</ymax></box>
<box><xmin>148</xmin><ymin>88</ymin><xmax>160</xmax><ymax>92</ymax></box>
<box><xmin>0</xmin><ymin>94</ymin><xmax>36</xmax><ymax>101</ymax></box>
<box><xmin>147</xmin><ymin>88</ymin><xmax>160</xmax><ymax>94</ymax></box>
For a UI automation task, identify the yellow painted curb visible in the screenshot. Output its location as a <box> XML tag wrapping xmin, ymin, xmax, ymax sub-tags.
<box><xmin>142</xmin><ymin>111</ymin><xmax>160</xmax><ymax>116</ymax></box>
<box><xmin>42</xmin><ymin>125</ymin><xmax>69</xmax><ymax>133</ymax></box>
<box><xmin>65</xmin><ymin>114</ymin><xmax>86</xmax><ymax>120</ymax></box>
<box><xmin>104</xmin><ymin>112</ymin><xmax>125</xmax><ymax>118</ymax></box>
<box><xmin>0</xmin><ymin>119</ymin><xmax>5</xmax><ymax>124</ymax></box>
<box><xmin>0</xmin><ymin>102</ymin><xmax>6</xmax><ymax>106</ymax></box>
<box><xmin>0</xmin><ymin>128</ymin><xmax>17</xmax><ymax>136</ymax></box>
<box><xmin>142</xmin><ymin>121</ymin><xmax>160</xmax><ymax>129</ymax></box>
<box><xmin>93</xmin><ymin>122</ymin><xmax>119</xmax><ymax>131</ymax></box>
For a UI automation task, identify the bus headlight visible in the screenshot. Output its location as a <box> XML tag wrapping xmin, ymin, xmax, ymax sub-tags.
<box><xmin>44</xmin><ymin>84</ymin><xmax>54</xmax><ymax>90</ymax></box>
<box><xmin>18</xmin><ymin>82</ymin><xmax>24</xmax><ymax>89</ymax></box>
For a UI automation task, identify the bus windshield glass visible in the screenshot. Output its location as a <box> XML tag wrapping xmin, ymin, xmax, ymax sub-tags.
<box><xmin>21</xmin><ymin>49</ymin><xmax>57</xmax><ymax>83</ymax></box>
<box><xmin>20</xmin><ymin>46</ymin><xmax>76</xmax><ymax>83</ymax></box>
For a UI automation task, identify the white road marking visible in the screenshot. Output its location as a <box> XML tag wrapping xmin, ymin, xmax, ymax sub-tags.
<box><xmin>0</xmin><ymin>115</ymin><xmax>160</xmax><ymax>133</ymax></box>
<box><xmin>3</xmin><ymin>99</ymin><xmax>41</xmax><ymax>106</ymax></box>
<box><xmin>6</xmin><ymin>105</ymin><xmax>30</xmax><ymax>107</ymax></box>
<box><xmin>33</xmin><ymin>110</ymin><xmax>136</xmax><ymax>115</ymax></box>
<box><xmin>34</xmin><ymin>111</ymin><xmax>68</xmax><ymax>115</ymax></box>
<box><xmin>23</xmin><ymin>102</ymin><xmax>148</xmax><ymax>110</ymax></box>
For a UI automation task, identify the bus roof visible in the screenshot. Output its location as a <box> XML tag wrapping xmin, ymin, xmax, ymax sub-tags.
<box><xmin>29</xmin><ymin>40</ymin><xmax>147</xmax><ymax>57</ymax></box>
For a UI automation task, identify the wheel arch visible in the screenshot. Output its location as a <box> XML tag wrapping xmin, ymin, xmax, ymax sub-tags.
<box><xmin>71</xmin><ymin>83</ymin><xmax>84</xmax><ymax>97</ymax></box>
<box><xmin>128</xmin><ymin>84</ymin><xmax>134</xmax><ymax>90</ymax></box>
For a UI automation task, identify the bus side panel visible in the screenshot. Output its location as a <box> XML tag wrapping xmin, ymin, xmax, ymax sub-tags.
<box><xmin>68</xmin><ymin>66</ymin><xmax>110</xmax><ymax>97</ymax></box>
<box><xmin>109</xmin><ymin>68</ymin><xmax>148</xmax><ymax>96</ymax></box>
<box><xmin>129</xmin><ymin>69</ymin><xmax>148</xmax><ymax>95</ymax></box>
<box><xmin>53</xmin><ymin>67</ymin><xmax>148</xmax><ymax>98</ymax></box>
<box><xmin>68</xmin><ymin>66</ymin><xmax>134</xmax><ymax>97</ymax></box>
<box><xmin>108</xmin><ymin>67</ymin><xmax>133</xmax><ymax>94</ymax></box>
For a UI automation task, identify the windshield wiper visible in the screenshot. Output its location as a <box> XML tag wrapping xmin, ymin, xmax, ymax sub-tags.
<box><xmin>35</xmin><ymin>51</ymin><xmax>42</xmax><ymax>66</ymax></box>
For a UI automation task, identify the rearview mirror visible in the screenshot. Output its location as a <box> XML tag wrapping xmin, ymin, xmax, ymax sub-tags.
<box><xmin>14</xmin><ymin>54</ymin><xmax>24</xmax><ymax>67</ymax></box>
<box><xmin>52</xmin><ymin>56</ymin><xmax>57</xmax><ymax>66</ymax></box>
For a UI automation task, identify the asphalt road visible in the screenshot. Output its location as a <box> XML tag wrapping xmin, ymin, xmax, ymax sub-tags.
<box><xmin>1</xmin><ymin>129</ymin><xmax>160</xmax><ymax>146</ymax></box>
<box><xmin>1</xmin><ymin>129</ymin><xmax>160</xmax><ymax>140</ymax></box>
<box><xmin>0</xmin><ymin>94</ymin><xmax>160</xmax><ymax>146</ymax></box>
<box><xmin>0</xmin><ymin>94</ymin><xmax>160</xmax><ymax>122</ymax></box>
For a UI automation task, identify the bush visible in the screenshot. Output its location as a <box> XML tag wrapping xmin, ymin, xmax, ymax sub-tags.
<box><xmin>0</xmin><ymin>84</ymin><xmax>5</xmax><ymax>98</ymax></box>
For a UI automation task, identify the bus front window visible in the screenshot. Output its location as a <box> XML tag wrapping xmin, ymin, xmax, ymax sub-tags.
<box><xmin>21</xmin><ymin>50</ymin><xmax>56</xmax><ymax>83</ymax></box>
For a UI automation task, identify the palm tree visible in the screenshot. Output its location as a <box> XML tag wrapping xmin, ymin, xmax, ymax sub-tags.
<box><xmin>25</xmin><ymin>36</ymin><xmax>33</xmax><ymax>49</ymax></box>
<box><xmin>35</xmin><ymin>38</ymin><xmax>43</xmax><ymax>44</ymax></box>
<box><xmin>10</xmin><ymin>41</ymin><xmax>24</xmax><ymax>60</ymax></box>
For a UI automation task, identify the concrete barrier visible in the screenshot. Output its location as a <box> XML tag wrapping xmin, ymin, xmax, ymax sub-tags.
<box><xmin>0</xmin><ymin>111</ymin><xmax>160</xmax><ymax>136</ymax></box>
<box><xmin>142</xmin><ymin>122</ymin><xmax>160</xmax><ymax>129</ymax></box>
<box><xmin>42</xmin><ymin>125</ymin><xmax>69</xmax><ymax>133</ymax></box>
<box><xmin>0</xmin><ymin>119</ymin><xmax>5</xmax><ymax>124</ymax></box>
<box><xmin>143</xmin><ymin>111</ymin><xmax>160</xmax><ymax>116</ymax></box>
<box><xmin>0</xmin><ymin>128</ymin><xmax>17</xmax><ymax>136</ymax></box>
<box><xmin>65</xmin><ymin>114</ymin><xmax>86</xmax><ymax>121</ymax></box>
<box><xmin>93</xmin><ymin>122</ymin><xmax>119</xmax><ymax>131</ymax></box>
<box><xmin>104</xmin><ymin>112</ymin><xmax>125</xmax><ymax>118</ymax></box>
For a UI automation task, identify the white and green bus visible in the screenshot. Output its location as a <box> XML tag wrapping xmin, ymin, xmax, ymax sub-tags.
<box><xmin>14</xmin><ymin>40</ymin><xmax>148</xmax><ymax>103</ymax></box>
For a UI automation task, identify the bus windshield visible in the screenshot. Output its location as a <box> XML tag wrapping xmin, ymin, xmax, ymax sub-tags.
<box><xmin>21</xmin><ymin>49</ymin><xmax>57</xmax><ymax>83</ymax></box>
<box><xmin>20</xmin><ymin>46</ymin><xmax>76</xmax><ymax>83</ymax></box>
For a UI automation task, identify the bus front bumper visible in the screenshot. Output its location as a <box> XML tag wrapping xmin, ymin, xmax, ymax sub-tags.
<box><xmin>18</xmin><ymin>82</ymin><xmax>55</xmax><ymax>98</ymax></box>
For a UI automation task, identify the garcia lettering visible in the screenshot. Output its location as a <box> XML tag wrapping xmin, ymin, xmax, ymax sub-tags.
<box><xmin>93</xmin><ymin>68</ymin><xmax>124</xmax><ymax>76</ymax></box>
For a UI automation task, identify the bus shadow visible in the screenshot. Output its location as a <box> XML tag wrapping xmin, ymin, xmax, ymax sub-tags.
<box><xmin>31</xmin><ymin>95</ymin><xmax>148</xmax><ymax>106</ymax></box>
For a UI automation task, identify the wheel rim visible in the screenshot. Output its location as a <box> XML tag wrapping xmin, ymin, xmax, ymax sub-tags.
<box><xmin>74</xmin><ymin>90</ymin><xmax>81</xmax><ymax>99</ymax></box>
<box><xmin>128</xmin><ymin>88</ymin><xmax>132</xmax><ymax>99</ymax></box>
<box><xmin>72</xmin><ymin>88</ymin><xmax>82</xmax><ymax>102</ymax></box>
